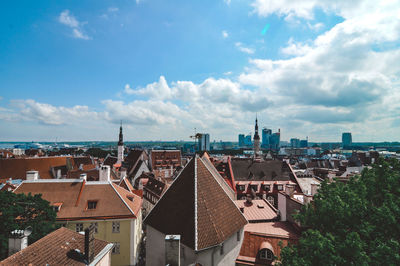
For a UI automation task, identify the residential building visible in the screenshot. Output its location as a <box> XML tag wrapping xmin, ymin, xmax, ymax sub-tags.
<box><xmin>144</xmin><ymin>155</ymin><xmax>247</xmax><ymax>266</ymax></box>
<box><xmin>142</xmin><ymin>176</ymin><xmax>168</xmax><ymax>217</ymax></box>
<box><xmin>1</xmin><ymin>227</ymin><xmax>113</xmax><ymax>266</ymax></box>
<box><xmin>14</xmin><ymin>178</ymin><xmax>143</xmax><ymax>266</ymax></box>
<box><xmin>150</xmin><ymin>150</ymin><xmax>181</xmax><ymax>180</ymax></box>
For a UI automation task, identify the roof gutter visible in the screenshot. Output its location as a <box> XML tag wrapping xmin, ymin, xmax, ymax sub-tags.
<box><xmin>88</xmin><ymin>243</ymin><xmax>114</xmax><ymax>266</ymax></box>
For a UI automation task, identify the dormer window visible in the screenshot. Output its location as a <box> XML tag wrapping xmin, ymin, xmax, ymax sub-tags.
<box><xmin>52</xmin><ymin>203</ymin><xmax>63</xmax><ymax>212</ymax></box>
<box><xmin>276</xmin><ymin>184</ymin><xmax>283</xmax><ymax>191</ymax></box>
<box><xmin>87</xmin><ymin>200</ymin><xmax>98</xmax><ymax>210</ymax></box>
<box><xmin>236</xmin><ymin>184</ymin><xmax>245</xmax><ymax>191</ymax></box>
<box><xmin>259</xmin><ymin>248</ymin><xmax>274</xmax><ymax>260</ymax></box>
<box><xmin>250</xmin><ymin>184</ymin><xmax>258</xmax><ymax>191</ymax></box>
<box><xmin>262</xmin><ymin>184</ymin><xmax>270</xmax><ymax>191</ymax></box>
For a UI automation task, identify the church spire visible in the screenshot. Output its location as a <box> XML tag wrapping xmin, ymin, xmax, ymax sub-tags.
<box><xmin>253</xmin><ymin>115</ymin><xmax>260</xmax><ymax>158</ymax></box>
<box><xmin>118</xmin><ymin>121</ymin><xmax>123</xmax><ymax>146</ymax></box>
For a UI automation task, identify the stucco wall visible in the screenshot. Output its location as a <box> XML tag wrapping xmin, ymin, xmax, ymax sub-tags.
<box><xmin>146</xmin><ymin>225</ymin><xmax>244</xmax><ymax>266</ymax></box>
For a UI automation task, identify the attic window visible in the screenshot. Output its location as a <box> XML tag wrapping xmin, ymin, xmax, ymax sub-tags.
<box><xmin>87</xmin><ymin>200</ymin><xmax>98</xmax><ymax>210</ymax></box>
<box><xmin>260</xmin><ymin>249</ymin><xmax>274</xmax><ymax>260</ymax></box>
<box><xmin>52</xmin><ymin>203</ymin><xmax>63</xmax><ymax>212</ymax></box>
<box><xmin>237</xmin><ymin>184</ymin><xmax>245</xmax><ymax>191</ymax></box>
<box><xmin>127</xmin><ymin>196</ymin><xmax>134</xmax><ymax>202</ymax></box>
<box><xmin>250</xmin><ymin>184</ymin><xmax>258</xmax><ymax>191</ymax></box>
<box><xmin>262</xmin><ymin>184</ymin><xmax>270</xmax><ymax>191</ymax></box>
<box><xmin>276</xmin><ymin>185</ymin><xmax>283</xmax><ymax>191</ymax></box>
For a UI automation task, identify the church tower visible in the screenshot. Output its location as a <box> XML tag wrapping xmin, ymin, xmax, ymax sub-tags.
<box><xmin>253</xmin><ymin>116</ymin><xmax>260</xmax><ymax>158</ymax></box>
<box><xmin>117</xmin><ymin>121</ymin><xmax>124</xmax><ymax>164</ymax></box>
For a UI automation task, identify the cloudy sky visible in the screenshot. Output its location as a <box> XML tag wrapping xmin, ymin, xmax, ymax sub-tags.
<box><xmin>1</xmin><ymin>0</ymin><xmax>399</xmax><ymax>142</ymax></box>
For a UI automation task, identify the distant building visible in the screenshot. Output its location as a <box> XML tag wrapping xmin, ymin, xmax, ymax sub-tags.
<box><xmin>290</xmin><ymin>138</ymin><xmax>300</xmax><ymax>148</ymax></box>
<box><xmin>117</xmin><ymin>123</ymin><xmax>124</xmax><ymax>165</ymax></box>
<box><xmin>300</xmin><ymin>139</ymin><xmax>308</xmax><ymax>148</ymax></box>
<box><xmin>270</xmin><ymin>131</ymin><xmax>281</xmax><ymax>151</ymax></box>
<box><xmin>198</xmin><ymin>133</ymin><xmax>210</xmax><ymax>151</ymax></box>
<box><xmin>244</xmin><ymin>134</ymin><xmax>252</xmax><ymax>146</ymax></box>
<box><xmin>342</xmin><ymin>132</ymin><xmax>352</xmax><ymax>148</ymax></box>
<box><xmin>238</xmin><ymin>134</ymin><xmax>245</xmax><ymax>147</ymax></box>
<box><xmin>262</xmin><ymin>128</ymin><xmax>272</xmax><ymax>148</ymax></box>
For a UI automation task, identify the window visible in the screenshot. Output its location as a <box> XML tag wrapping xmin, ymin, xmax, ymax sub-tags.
<box><xmin>263</xmin><ymin>184</ymin><xmax>270</xmax><ymax>191</ymax></box>
<box><xmin>260</xmin><ymin>249</ymin><xmax>274</xmax><ymax>260</ymax></box>
<box><xmin>112</xmin><ymin>221</ymin><xmax>120</xmax><ymax>233</ymax></box>
<box><xmin>220</xmin><ymin>243</ymin><xmax>224</xmax><ymax>255</ymax></box>
<box><xmin>237</xmin><ymin>184</ymin><xmax>245</xmax><ymax>191</ymax></box>
<box><xmin>76</xmin><ymin>223</ymin><xmax>83</xmax><ymax>232</ymax></box>
<box><xmin>90</xmin><ymin>222</ymin><xmax>98</xmax><ymax>233</ymax></box>
<box><xmin>60</xmin><ymin>223</ymin><xmax>67</xmax><ymax>227</ymax></box>
<box><xmin>237</xmin><ymin>231</ymin><xmax>241</xmax><ymax>241</ymax></box>
<box><xmin>53</xmin><ymin>206</ymin><xmax>60</xmax><ymax>212</ymax></box>
<box><xmin>277</xmin><ymin>185</ymin><xmax>283</xmax><ymax>191</ymax></box>
<box><xmin>267</xmin><ymin>196</ymin><xmax>274</xmax><ymax>206</ymax></box>
<box><xmin>87</xmin><ymin>200</ymin><xmax>98</xmax><ymax>210</ymax></box>
<box><xmin>112</xmin><ymin>242</ymin><xmax>120</xmax><ymax>254</ymax></box>
<box><xmin>250</xmin><ymin>184</ymin><xmax>258</xmax><ymax>191</ymax></box>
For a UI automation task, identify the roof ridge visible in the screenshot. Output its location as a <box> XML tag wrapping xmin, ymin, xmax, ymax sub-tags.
<box><xmin>194</xmin><ymin>155</ymin><xmax>198</xmax><ymax>251</ymax></box>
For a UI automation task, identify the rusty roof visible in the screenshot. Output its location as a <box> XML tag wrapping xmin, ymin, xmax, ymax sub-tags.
<box><xmin>244</xmin><ymin>222</ymin><xmax>300</xmax><ymax>239</ymax></box>
<box><xmin>144</xmin><ymin>156</ymin><xmax>247</xmax><ymax>251</ymax></box>
<box><xmin>14</xmin><ymin>179</ymin><xmax>141</xmax><ymax>220</ymax></box>
<box><xmin>0</xmin><ymin>227</ymin><xmax>111</xmax><ymax>265</ymax></box>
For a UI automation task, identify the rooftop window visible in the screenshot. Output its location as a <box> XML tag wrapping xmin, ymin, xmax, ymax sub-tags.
<box><xmin>87</xmin><ymin>200</ymin><xmax>98</xmax><ymax>210</ymax></box>
<box><xmin>259</xmin><ymin>248</ymin><xmax>274</xmax><ymax>260</ymax></box>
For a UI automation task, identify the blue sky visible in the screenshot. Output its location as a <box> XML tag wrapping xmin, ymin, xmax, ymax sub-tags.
<box><xmin>0</xmin><ymin>0</ymin><xmax>399</xmax><ymax>142</ymax></box>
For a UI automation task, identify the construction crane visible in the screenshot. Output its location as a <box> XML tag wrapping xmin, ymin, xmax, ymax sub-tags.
<box><xmin>190</xmin><ymin>128</ymin><xmax>203</xmax><ymax>152</ymax></box>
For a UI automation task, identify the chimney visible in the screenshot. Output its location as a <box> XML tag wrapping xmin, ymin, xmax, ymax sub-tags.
<box><xmin>311</xmin><ymin>183</ymin><xmax>319</xmax><ymax>196</ymax></box>
<box><xmin>120</xmin><ymin>168</ymin><xmax>127</xmax><ymax>181</ymax></box>
<box><xmin>85</xmin><ymin>224</ymin><xmax>95</xmax><ymax>264</ymax></box>
<box><xmin>80</xmin><ymin>173</ymin><xmax>87</xmax><ymax>181</ymax></box>
<box><xmin>57</xmin><ymin>169</ymin><xmax>62</xmax><ymax>179</ymax></box>
<box><xmin>8</xmin><ymin>229</ymin><xmax>30</xmax><ymax>256</ymax></box>
<box><xmin>26</xmin><ymin>170</ymin><xmax>39</xmax><ymax>181</ymax></box>
<box><xmin>165</xmin><ymin>235</ymin><xmax>180</xmax><ymax>266</ymax></box>
<box><xmin>99</xmin><ymin>165</ymin><xmax>110</xmax><ymax>182</ymax></box>
<box><xmin>79</xmin><ymin>164</ymin><xmax>83</xmax><ymax>170</ymax></box>
<box><xmin>285</xmin><ymin>184</ymin><xmax>295</xmax><ymax>197</ymax></box>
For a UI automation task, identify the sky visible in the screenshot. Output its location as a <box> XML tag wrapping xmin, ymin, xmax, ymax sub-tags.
<box><xmin>0</xmin><ymin>0</ymin><xmax>399</xmax><ymax>142</ymax></box>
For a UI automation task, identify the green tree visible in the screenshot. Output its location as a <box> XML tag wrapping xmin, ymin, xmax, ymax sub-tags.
<box><xmin>0</xmin><ymin>191</ymin><xmax>57</xmax><ymax>259</ymax></box>
<box><xmin>279</xmin><ymin>158</ymin><xmax>400</xmax><ymax>266</ymax></box>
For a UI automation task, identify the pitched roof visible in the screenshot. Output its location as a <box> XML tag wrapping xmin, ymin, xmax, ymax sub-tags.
<box><xmin>103</xmin><ymin>155</ymin><xmax>117</xmax><ymax>167</ymax></box>
<box><xmin>144</xmin><ymin>156</ymin><xmax>247</xmax><ymax>251</ymax></box>
<box><xmin>14</xmin><ymin>179</ymin><xmax>142</xmax><ymax>220</ymax></box>
<box><xmin>0</xmin><ymin>157</ymin><xmax>69</xmax><ymax>180</ymax></box>
<box><xmin>234</xmin><ymin>199</ymin><xmax>278</xmax><ymax>222</ymax></box>
<box><xmin>0</xmin><ymin>227</ymin><xmax>111</xmax><ymax>266</ymax></box>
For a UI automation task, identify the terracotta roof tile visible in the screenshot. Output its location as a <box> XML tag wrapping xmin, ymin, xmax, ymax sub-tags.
<box><xmin>15</xmin><ymin>180</ymin><xmax>141</xmax><ymax>220</ymax></box>
<box><xmin>234</xmin><ymin>199</ymin><xmax>278</xmax><ymax>222</ymax></box>
<box><xmin>0</xmin><ymin>157</ymin><xmax>69</xmax><ymax>180</ymax></box>
<box><xmin>0</xmin><ymin>227</ymin><xmax>110</xmax><ymax>265</ymax></box>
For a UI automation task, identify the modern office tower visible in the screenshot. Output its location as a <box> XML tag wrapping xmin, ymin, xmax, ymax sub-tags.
<box><xmin>238</xmin><ymin>134</ymin><xmax>245</xmax><ymax>147</ymax></box>
<box><xmin>290</xmin><ymin>138</ymin><xmax>300</xmax><ymax>148</ymax></box>
<box><xmin>342</xmin><ymin>132</ymin><xmax>352</xmax><ymax>148</ymax></box>
<box><xmin>262</xmin><ymin>128</ymin><xmax>272</xmax><ymax>148</ymax></box>
<box><xmin>199</xmin><ymin>133</ymin><xmax>210</xmax><ymax>151</ymax></box>
<box><xmin>244</xmin><ymin>135</ymin><xmax>252</xmax><ymax>146</ymax></box>
<box><xmin>300</xmin><ymin>139</ymin><xmax>308</xmax><ymax>148</ymax></box>
<box><xmin>270</xmin><ymin>130</ymin><xmax>281</xmax><ymax>151</ymax></box>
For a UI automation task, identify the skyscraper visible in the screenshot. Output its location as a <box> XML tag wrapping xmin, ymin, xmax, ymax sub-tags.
<box><xmin>342</xmin><ymin>132</ymin><xmax>352</xmax><ymax>148</ymax></box>
<box><xmin>199</xmin><ymin>133</ymin><xmax>210</xmax><ymax>151</ymax></box>
<box><xmin>238</xmin><ymin>134</ymin><xmax>245</xmax><ymax>147</ymax></box>
<box><xmin>262</xmin><ymin>128</ymin><xmax>272</xmax><ymax>148</ymax></box>
<box><xmin>253</xmin><ymin>117</ymin><xmax>260</xmax><ymax>157</ymax></box>
<box><xmin>290</xmin><ymin>138</ymin><xmax>300</xmax><ymax>148</ymax></box>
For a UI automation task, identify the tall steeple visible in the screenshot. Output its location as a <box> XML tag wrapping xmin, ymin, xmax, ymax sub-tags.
<box><xmin>118</xmin><ymin>120</ymin><xmax>123</xmax><ymax>146</ymax></box>
<box><xmin>253</xmin><ymin>115</ymin><xmax>260</xmax><ymax>158</ymax></box>
<box><xmin>117</xmin><ymin>121</ymin><xmax>124</xmax><ymax>164</ymax></box>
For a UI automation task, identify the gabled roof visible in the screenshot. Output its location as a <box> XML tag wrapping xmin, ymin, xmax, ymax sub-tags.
<box><xmin>14</xmin><ymin>179</ymin><xmax>142</xmax><ymax>220</ymax></box>
<box><xmin>144</xmin><ymin>155</ymin><xmax>247</xmax><ymax>251</ymax></box>
<box><xmin>103</xmin><ymin>155</ymin><xmax>117</xmax><ymax>167</ymax></box>
<box><xmin>231</xmin><ymin>158</ymin><xmax>292</xmax><ymax>181</ymax></box>
<box><xmin>0</xmin><ymin>227</ymin><xmax>111</xmax><ymax>265</ymax></box>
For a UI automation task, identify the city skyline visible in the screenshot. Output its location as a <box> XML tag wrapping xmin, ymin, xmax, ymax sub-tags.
<box><xmin>1</xmin><ymin>1</ymin><xmax>399</xmax><ymax>142</ymax></box>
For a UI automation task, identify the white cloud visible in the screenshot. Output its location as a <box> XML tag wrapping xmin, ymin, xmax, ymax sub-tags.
<box><xmin>281</xmin><ymin>38</ymin><xmax>312</xmax><ymax>56</ymax></box>
<box><xmin>307</xmin><ymin>22</ymin><xmax>324</xmax><ymax>31</ymax></box>
<box><xmin>58</xmin><ymin>10</ymin><xmax>90</xmax><ymax>40</ymax></box>
<box><xmin>222</xmin><ymin>30</ymin><xmax>229</xmax><ymax>38</ymax></box>
<box><xmin>235</xmin><ymin>42</ymin><xmax>255</xmax><ymax>54</ymax></box>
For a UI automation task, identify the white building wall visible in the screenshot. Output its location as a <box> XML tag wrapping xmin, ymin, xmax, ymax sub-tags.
<box><xmin>117</xmin><ymin>145</ymin><xmax>124</xmax><ymax>164</ymax></box>
<box><xmin>146</xmin><ymin>225</ymin><xmax>244</xmax><ymax>266</ymax></box>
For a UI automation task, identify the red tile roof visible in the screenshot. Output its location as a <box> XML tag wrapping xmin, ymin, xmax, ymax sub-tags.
<box><xmin>0</xmin><ymin>227</ymin><xmax>111</xmax><ymax>265</ymax></box>
<box><xmin>0</xmin><ymin>157</ymin><xmax>69</xmax><ymax>179</ymax></box>
<box><xmin>14</xmin><ymin>179</ymin><xmax>142</xmax><ymax>220</ymax></box>
<box><xmin>144</xmin><ymin>155</ymin><xmax>247</xmax><ymax>251</ymax></box>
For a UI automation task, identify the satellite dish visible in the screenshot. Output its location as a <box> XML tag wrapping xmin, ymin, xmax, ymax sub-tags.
<box><xmin>24</xmin><ymin>226</ymin><xmax>33</xmax><ymax>237</ymax></box>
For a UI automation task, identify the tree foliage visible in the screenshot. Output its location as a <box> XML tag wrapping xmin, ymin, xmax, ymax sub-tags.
<box><xmin>279</xmin><ymin>158</ymin><xmax>400</xmax><ymax>265</ymax></box>
<box><xmin>0</xmin><ymin>191</ymin><xmax>57</xmax><ymax>259</ymax></box>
